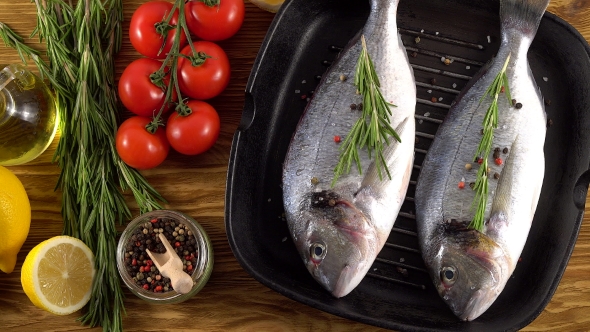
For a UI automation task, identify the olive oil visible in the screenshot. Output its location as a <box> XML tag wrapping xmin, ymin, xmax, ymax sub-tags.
<box><xmin>0</xmin><ymin>64</ymin><xmax>59</xmax><ymax>166</ymax></box>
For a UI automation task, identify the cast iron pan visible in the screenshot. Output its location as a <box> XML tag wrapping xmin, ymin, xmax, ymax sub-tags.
<box><xmin>225</xmin><ymin>0</ymin><xmax>590</xmax><ymax>330</ymax></box>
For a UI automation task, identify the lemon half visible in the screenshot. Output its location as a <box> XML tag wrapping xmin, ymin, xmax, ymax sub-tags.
<box><xmin>0</xmin><ymin>165</ymin><xmax>31</xmax><ymax>274</ymax></box>
<box><xmin>21</xmin><ymin>236</ymin><xmax>95</xmax><ymax>315</ymax></box>
<box><xmin>249</xmin><ymin>0</ymin><xmax>284</xmax><ymax>13</ymax></box>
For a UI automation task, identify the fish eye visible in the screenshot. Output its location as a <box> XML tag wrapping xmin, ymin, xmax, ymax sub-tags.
<box><xmin>441</xmin><ymin>266</ymin><xmax>457</xmax><ymax>285</ymax></box>
<box><xmin>310</xmin><ymin>242</ymin><xmax>327</xmax><ymax>263</ymax></box>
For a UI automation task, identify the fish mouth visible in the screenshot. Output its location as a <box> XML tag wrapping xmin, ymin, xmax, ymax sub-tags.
<box><xmin>450</xmin><ymin>288</ymin><xmax>485</xmax><ymax>321</ymax></box>
<box><xmin>331</xmin><ymin>263</ymin><xmax>367</xmax><ymax>298</ymax></box>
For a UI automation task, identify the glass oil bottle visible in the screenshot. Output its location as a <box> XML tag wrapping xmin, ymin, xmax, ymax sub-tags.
<box><xmin>0</xmin><ymin>64</ymin><xmax>59</xmax><ymax>166</ymax></box>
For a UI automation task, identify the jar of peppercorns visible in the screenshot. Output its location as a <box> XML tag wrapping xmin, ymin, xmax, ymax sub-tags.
<box><xmin>116</xmin><ymin>210</ymin><xmax>213</xmax><ymax>304</ymax></box>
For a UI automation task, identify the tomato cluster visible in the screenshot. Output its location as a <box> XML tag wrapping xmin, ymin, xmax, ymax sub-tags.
<box><xmin>116</xmin><ymin>0</ymin><xmax>244</xmax><ymax>170</ymax></box>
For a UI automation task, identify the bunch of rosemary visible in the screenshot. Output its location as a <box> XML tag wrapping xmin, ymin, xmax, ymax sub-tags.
<box><xmin>1</xmin><ymin>0</ymin><xmax>164</xmax><ymax>330</ymax></box>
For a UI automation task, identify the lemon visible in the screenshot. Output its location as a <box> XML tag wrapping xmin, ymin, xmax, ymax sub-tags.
<box><xmin>0</xmin><ymin>165</ymin><xmax>31</xmax><ymax>274</ymax></box>
<box><xmin>21</xmin><ymin>236</ymin><xmax>95</xmax><ymax>315</ymax></box>
<box><xmin>249</xmin><ymin>0</ymin><xmax>284</xmax><ymax>13</ymax></box>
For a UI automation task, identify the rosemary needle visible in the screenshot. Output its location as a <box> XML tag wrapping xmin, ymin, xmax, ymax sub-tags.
<box><xmin>469</xmin><ymin>54</ymin><xmax>512</xmax><ymax>231</ymax></box>
<box><xmin>332</xmin><ymin>35</ymin><xmax>401</xmax><ymax>185</ymax></box>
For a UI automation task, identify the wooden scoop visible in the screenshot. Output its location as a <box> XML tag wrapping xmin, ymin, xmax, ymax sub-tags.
<box><xmin>146</xmin><ymin>233</ymin><xmax>194</xmax><ymax>294</ymax></box>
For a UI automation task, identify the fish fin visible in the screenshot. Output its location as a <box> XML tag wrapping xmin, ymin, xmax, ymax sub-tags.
<box><xmin>500</xmin><ymin>0</ymin><xmax>550</xmax><ymax>37</ymax></box>
<box><xmin>360</xmin><ymin>117</ymin><xmax>411</xmax><ymax>190</ymax></box>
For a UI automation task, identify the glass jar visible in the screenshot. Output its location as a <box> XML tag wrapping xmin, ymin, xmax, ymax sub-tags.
<box><xmin>116</xmin><ymin>210</ymin><xmax>214</xmax><ymax>304</ymax></box>
<box><xmin>0</xmin><ymin>64</ymin><xmax>59</xmax><ymax>166</ymax></box>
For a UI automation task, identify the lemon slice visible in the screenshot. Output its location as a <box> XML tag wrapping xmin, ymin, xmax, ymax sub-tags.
<box><xmin>249</xmin><ymin>0</ymin><xmax>284</xmax><ymax>13</ymax></box>
<box><xmin>21</xmin><ymin>236</ymin><xmax>95</xmax><ymax>315</ymax></box>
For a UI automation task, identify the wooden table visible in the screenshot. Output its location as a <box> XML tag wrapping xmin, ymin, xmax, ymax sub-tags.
<box><xmin>1</xmin><ymin>1</ymin><xmax>589</xmax><ymax>331</ymax></box>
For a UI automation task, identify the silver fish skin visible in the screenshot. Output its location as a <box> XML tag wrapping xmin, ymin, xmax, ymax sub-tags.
<box><xmin>415</xmin><ymin>0</ymin><xmax>549</xmax><ymax>321</ymax></box>
<box><xmin>282</xmin><ymin>0</ymin><xmax>416</xmax><ymax>298</ymax></box>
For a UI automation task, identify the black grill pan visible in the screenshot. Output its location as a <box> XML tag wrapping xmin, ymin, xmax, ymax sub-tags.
<box><xmin>225</xmin><ymin>0</ymin><xmax>590</xmax><ymax>330</ymax></box>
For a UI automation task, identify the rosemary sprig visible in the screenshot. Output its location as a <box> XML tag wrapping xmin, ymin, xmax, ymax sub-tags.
<box><xmin>469</xmin><ymin>54</ymin><xmax>512</xmax><ymax>231</ymax></box>
<box><xmin>332</xmin><ymin>35</ymin><xmax>401</xmax><ymax>185</ymax></box>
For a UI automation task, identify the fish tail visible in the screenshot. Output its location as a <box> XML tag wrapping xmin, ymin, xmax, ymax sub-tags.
<box><xmin>500</xmin><ymin>0</ymin><xmax>550</xmax><ymax>37</ymax></box>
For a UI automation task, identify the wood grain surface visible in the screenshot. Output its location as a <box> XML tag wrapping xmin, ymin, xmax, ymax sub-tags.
<box><xmin>1</xmin><ymin>0</ymin><xmax>589</xmax><ymax>331</ymax></box>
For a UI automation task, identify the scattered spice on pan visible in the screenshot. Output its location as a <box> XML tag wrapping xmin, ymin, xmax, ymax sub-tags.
<box><xmin>547</xmin><ymin>118</ymin><xmax>553</xmax><ymax>128</ymax></box>
<box><xmin>431</xmin><ymin>97</ymin><xmax>437</xmax><ymax>103</ymax></box>
<box><xmin>430</xmin><ymin>78</ymin><xmax>437</xmax><ymax>85</ymax></box>
<box><xmin>311</xmin><ymin>177</ymin><xmax>320</xmax><ymax>185</ymax></box>
<box><xmin>396</xmin><ymin>267</ymin><xmax>409</xmax><ymax>277</ymax></box>
<box><xmin>503</xmin><ymin>147</ymin><xmax>509</xmax><ymax>154</ymax></box>
<box><xmin>493</xmin><ymin>147</ymin><xmax>501</xmax><ymax>159</ymax></box>
<box><xmin>334</xmin><ymin>135</ymin><xmax>342</xmax><ymax>143</ymax></box>
<box><xmin>543</xmin><ymin>77</ymin><xmax>548</xmax><ymax>82</ymax></box>
<box><xmin>495</xmin><ymin>158</ymin><xmax>503</xmax><ymax>166</ymax></box>
<box><xmin>411</xmin><ymin>51</ymin><xmax>418</xmax><ymax>58</ymax></box>
<box><xmin>350</xmin><ymin>103</ymin><xmax>358</xmax><ymax>110</ymax></box>
<box><xmin>494</xmin><ymin>172</ymin><xmax>500</xmax><ymax>180</ymax></box>
<box><xmin>515</xmin><ymin>102</ymin><xmax>523</xmax><ymax>109</ymax></box>
<box><xmin>465</xmin><ymin>163</ymin><xmax>472</xmax><ymax>171</ymax></box>
<box><xmin>339</xmin><ymin>74</ymin><xmax>347</xmax><ymax>82</ymax></box>
<box><xmin>458</xmin><ymin>178</ymin><xmax>466</xmax><ymax>189</ymax></box>
<box><xmin>545</xmin><ymin>99</ymin><xmax>551</xmax><ymax>106</ymax></box>
<box><xmin>415</xmin><ymin>36</ymin><xmax>421</xmax><ymax>43</ymax></box>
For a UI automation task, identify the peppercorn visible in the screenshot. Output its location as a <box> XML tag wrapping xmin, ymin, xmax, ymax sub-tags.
<box><xmin>494</xmin><ymin>173</ymin><xmax>500</xmax><ymax>180</ymax></box>
<box><xmin>350</xmin><ymin>103</ymin><xmax>357</xmax><ymax>110</ymax></box>
<box><xmin>515</xmin><ymin>102</ymin><xmax>522</xmax><ymax>109</ymax></box>
<box><xmin>503</xmin><ymin>147</ymin><xmax>509</xmax><ymax>154</ymax></box>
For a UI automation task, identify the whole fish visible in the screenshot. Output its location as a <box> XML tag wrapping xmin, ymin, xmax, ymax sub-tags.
<box><xmin>282</xmin><ymin>0</ymin><xmax>416</xmax><ymax>298</ymax></box>
<box><xmin>415</xmin><ymin>0</ymin><xmax>549</xmax><ymax>321</ymax></box>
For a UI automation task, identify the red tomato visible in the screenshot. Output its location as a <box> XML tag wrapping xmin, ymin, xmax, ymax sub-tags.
<box><xmin>116</xmin><ymin>116</ymin><xmax>170</xmax><ymax>169</ymax></box>
<box><xmin>129</xmin><ymin>1</ymin><xmax>187</xmax><ymax>59</ymax></box>
<box><xmin>185</xmin><ymin>0</ymin><xmax>245</xmax><ymax>41</ymax></box>
<box><xmin>177</xmin><ymin>41</ymin><xmax>230</xmax><ymax>100</ymax></box>
<box><xmin>166</xmin><ymin>100</ymin><xmax>220</xmax><ymax>155</ymax></box>
<box><xmin>118</xmin><ymin>58</ymin><xmax>174</xmax><ymax>117</ymax></box>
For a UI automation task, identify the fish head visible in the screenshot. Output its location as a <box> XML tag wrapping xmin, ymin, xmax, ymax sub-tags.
<box><xmin>294</xmin><ymin>190</ymin><xmax>379</xmax><ymax>298</ymax></box>
<box><xmin>430</xmin><ymin>225</ymin><xmax>510</xmax><ymax>321</ymax></box>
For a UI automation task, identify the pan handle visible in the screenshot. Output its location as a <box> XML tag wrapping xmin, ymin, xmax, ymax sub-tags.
<box><xmin>573</xmin><ymin>168</ymin><xmax>590</xmax><ymax>211</ymax></box>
